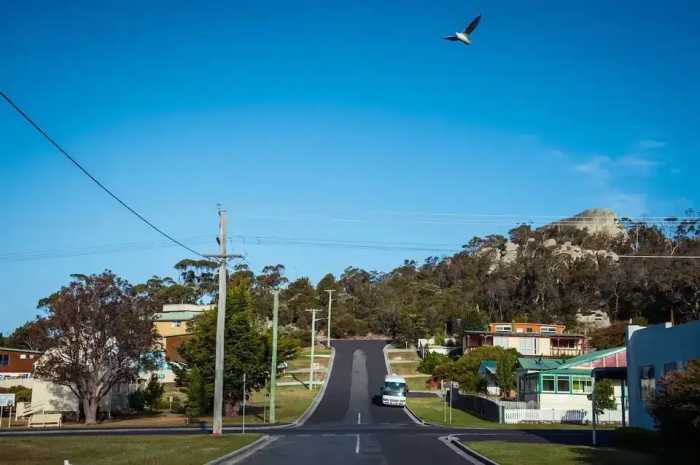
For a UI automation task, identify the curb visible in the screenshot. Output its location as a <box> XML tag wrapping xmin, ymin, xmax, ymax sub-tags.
<box><xmin>293</xmin><ymin>346</ymin><xmax>336</xmax><ymax>427</ymax></box>
<box><xmin>204</xmin><ymin>434</ymin><xmax>279</xmax><ymax>465</ymax></box>
<box><xmin>438</xmin><ymin>434</ymin><xmax>501</xmax><ymax>465</ymax></box>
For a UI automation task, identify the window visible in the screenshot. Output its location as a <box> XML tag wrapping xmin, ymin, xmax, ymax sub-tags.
<box><xmin>557</xmin><ymin>375</ymin><xmax>570</xmax><ymax>393</ymax></box>
<box><xmin>540</xmin><ymin>326</ymin><xmax>557</xmax><ymax>334</ymax></box>
<box><xmin>572</xmin><ymin>376</ymin><xmax>592</xmax><ymax>394</ymax></box>
<box><xmin>526</xmin><ymin>327</ymin><xmax>533</xmax><ymax>333</ymax></box>
<box><xmin>19</xmin><ymin>354</ymin><xmax>27</xmax><ymax>360</ymax></box>
<box><xmin>0</xmin><ymin>354</ymin><xmax>8</xmax><ymax>366</ymax></box>
<box><xmin>519</xmin><ymin>337</ymin><xmax>535</xmax><ymax>355</ymax></box>
<box><xmin>640</xmin><ymin>365</ymin><xmax>656</xmax><ymax>404</ymax></box>
<box><xmin>29</xmin><ymin>354</ymin><xmax>35</xmax><ymax>359</ymax></box>
<box><xmin>495</xmin><ymin>324</ymin><xmax>512</xmax><ymax>333</ymax></box>
<box><xmin>542</xmin><ymin>375</ymin><xmax>555</xmax><ymax>392</ymax></box>
<box><xmin>171</xmin><ymin>321</ymin><xmax>182</xmax><ymax>328</ymax></box>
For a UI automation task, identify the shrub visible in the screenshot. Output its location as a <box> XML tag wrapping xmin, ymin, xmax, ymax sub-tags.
<box><xmin>0</xmin><ymin>385</ymin><xmax>32</xmax><ymax>403</ymax></box>
<box><xmin>128</xmin><ymin>389</ymin><xmax>146</xmax><ymax>412</ymax></box>
<box><xmin>143</xmin><ymin>374</ymin><xmax>165</xmax><ymax>411</ymax></box>
<box><xmin>649</xmin><ymin>359</ymin><xmax>700</xmax><ymax>446</ymax></box>
<box><xmin>418</xmin><ymin>352</ymin><xmax>448</xmax><ymax>374</ymax></box>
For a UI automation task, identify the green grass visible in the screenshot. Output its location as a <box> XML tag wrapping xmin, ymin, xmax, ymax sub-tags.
<box><xmin>0</xmin><ymin>434</ymin><xmax>260</xmax><ymax>465</ymax></box>
<box><xmin>406</xmin><ymin>376</ymin><xmax>436</xmax><ymax>391</ymax></box>
<box><xmin>388</xmin><ymin>351</ymin><xmax>419</xmax><ymax>361</ymax></box>
<box><xmin>465</xmin><ymin>440</ymin><xmax>665</xmax><ymax>465</ymax></box>
<box><xmin>390</xmin><ymin>362</ymin><xmax>420</xmax><ymax>375</ymax></box>
<box><xmin>407</xmin><ymin>396</ymin><xmax>594</xmax><ymax>430</ymax></box>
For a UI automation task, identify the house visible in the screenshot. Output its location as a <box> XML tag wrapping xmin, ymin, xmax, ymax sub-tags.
<box><xmin>518</xmin><ymin>347</ymin><xmax>627</xmax><ymax>414</ymax></box>
<box><xmin>464</xmin><ymin>322</ymin><xmax>585</xmax><ymax>358</ymax></box>
<box><xmin>478</xmin><ymin>360</ymin><xmax>500</xmax><ymax>396</ymax></box>
<box><xmin>150</xmin><ymin>303</ymin><xmax>213</xmax><ymax>383</ymax></box>
<box><xmin>625</xmin><ymin>320</ymin><xmax>700</xmax><ymax>431</ymax></box>
<box><xmin>0</xmin><ymin>347</ymin><xmax>42</xmax><ymax>381</ymax></box>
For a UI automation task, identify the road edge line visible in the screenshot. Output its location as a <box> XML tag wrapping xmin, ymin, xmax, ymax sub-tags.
<box><xmin>438</xmin><ymin>434</ymin><xmax>502</xmax><ymax>465</ymax></box>
<box><xmin>205</xmin><ymin>434</ymin><xmax>278</xmax><ymax>465</ymax></box>
<box><xmin>293</xmin><ymin>345</ymin><xmax>336</xmax><ymax>427</ymax></box>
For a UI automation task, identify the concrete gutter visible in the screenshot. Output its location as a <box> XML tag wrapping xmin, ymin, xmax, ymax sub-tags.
<box><xmin>293</xmin><ymin>346</ymin><xmax>336</xmax><ymax>427</ymax></box>
<box><xmin>205</xmin><ymin>434</ymin><xmax>279</xmax><ymax>465</ymax></box>
<box><xmin>438</xmin><ymin>435</ymin><xmax>501</xmax><ymax>465</ymax></box>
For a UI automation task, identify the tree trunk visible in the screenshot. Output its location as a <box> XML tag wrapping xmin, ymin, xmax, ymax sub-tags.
<box><xmin>83</xmin><ymin>392</ymin><xmax>99</xmax><ymax>425</ymax></box>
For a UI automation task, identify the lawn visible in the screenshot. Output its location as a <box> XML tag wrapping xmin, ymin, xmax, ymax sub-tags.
<box><xmin>389</xmin><ymin>362</ymin><xmax>421</xmax><ymax>375</ymax></box>
<box><xmin>387</xmin><ymin>351</ymin><xmax>419</xmax><ymax>361</ymax></box>
<box><xmin>465</xmin><ymin>440</ymin><xmax>665</xmax><ymax>465</ymax></box>
<box><xmin>0</xmin><ymin>434</ymin><xmax>260</xmax><ymax>465</ymax></box>
<box><xmin>407</xmin><ymin>396</ymin><xmax>594</xmax><ymax>430</ymax></box>
<box><xmin>405</xmin><ymin>375</ymin><xmax>435</xmax><ymax>391</ymax></box>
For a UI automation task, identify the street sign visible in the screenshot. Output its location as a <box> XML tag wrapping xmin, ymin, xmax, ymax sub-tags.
<box><xmin>0</xmin><ymin>394</ymin><xmax>15</xmax><ymax>407</ymax></box>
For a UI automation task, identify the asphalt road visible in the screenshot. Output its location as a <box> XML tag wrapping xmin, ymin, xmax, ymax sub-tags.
<box><xmin>240</xmin><ymin>340</ymin><xmax>480</xmax><ymax>465</ymax></box>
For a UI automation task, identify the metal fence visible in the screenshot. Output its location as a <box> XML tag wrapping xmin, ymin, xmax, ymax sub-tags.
<box><xmin>503</xmin><ymin>407</ymin><xmax>623</xmax><ymax>424</ymax></box>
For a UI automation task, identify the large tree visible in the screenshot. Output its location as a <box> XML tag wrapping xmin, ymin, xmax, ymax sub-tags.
<box><xmin>34</xmin><ymin>272</ymin><xmax>158</xmax><ymax>424</ymax></box>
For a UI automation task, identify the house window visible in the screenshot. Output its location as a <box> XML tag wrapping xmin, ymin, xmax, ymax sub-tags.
<box><xmin>572</xmin><ymin>376</ymin><xmax>592</xmax><ymax>394</ymax></box>
<box><xmin>20</xmin><ymin>354</ymin><xmax>27</xmax><ymax>360</ymax></box>
<box><xmin>0</xmin><ymin>354</ymin><xmax>8</xmax><ymax>366</ymax></box>
<box><xmin>495</xmin><ymin>324</ymin><xmax>512</xmax><ymax>333</ymax></box>
<box><xmin>526</xmin><ymin>327</ymin><xmax>533</xmax><ymax>333</ymax></box>
<box><xmin>640</xmin><ymin>365</ymin><xmax>656</xmax><ymax>404</ymax></box>
<box><xmin>557</xmin><ymin>375</ymin><xmax>570</xmax><ymax>393</ymax></box>
<box><xmin>519</xmin><ymin>337</ymin><xmax>535</xmax><ymax>355</ymax></box>
<box><xmin>542</xmin><ymin>375</ymin><xmax>555</xmax><ymax>392</ymax></box>
<box><xmin>540</xmin><ymin>326</ymin><xmax>557</xmax><ymax>334</ymax></box>
<box><xmin>171</xmin><ymin>321</ymin><xmax>182</xmax><ymax>328</ymax></box>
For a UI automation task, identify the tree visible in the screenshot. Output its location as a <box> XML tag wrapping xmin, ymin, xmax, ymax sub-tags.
<box><xmin>649</xmin><ymin>360</ymin><xmax>700</xmax><ymax>445</ymax></box>
<box><xmin>495</xmin><ymin>351</ymin><xmax>517</xmax><ymax>398</ymax></box>
<box><xmin>176</xmin><ymin>282</ymin><xmax>268</xmax><ymax>416</ymax></box>
<box><xmin>418</xmin><ymin>352</ymin><xmax>448</xmax><ymax>375</ymax></box>
<box><xmin>143</xmin><ymin>374</ymin><xmax>165</xmax><ymax>412</ymax></box>
<box><xmin>592</xmin><ymin>379</ymin><xmax>616</xmax><ymax>415</ymax></box>
<box><xmin>34</xmin><ymin>272</ymin><xmax>158</xmax><ymax>424</ymax></box>
<box><xmin>185</xmin><ymin>366</ymin><xmax>208</xmax><ymax>417</ymax></box>
<box><xmin>590</xmin><ymin>322</ymin><xmax>628</xmax><ymax>350</ymax></box>
<box><xmin>4</xmin><ymin>319</ymin><xmax>50</xmax><ymax>351</ymax></box>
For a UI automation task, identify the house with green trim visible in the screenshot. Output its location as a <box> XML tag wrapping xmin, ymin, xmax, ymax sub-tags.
<box><xmin>517</xmin><ymin>347</ymin><xmax>627</xmax><ymax>411</ymax></box>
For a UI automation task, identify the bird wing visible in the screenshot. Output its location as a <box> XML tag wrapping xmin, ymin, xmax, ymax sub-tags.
<box><xmin>443</xmin><ymin>35</ymin><xmax>459</xmax><ymax>41</ymax></box>
<box><xmin>464</xmin><ymin>15</ymin><xmax>481</xmax><ymax>34</ymax></box>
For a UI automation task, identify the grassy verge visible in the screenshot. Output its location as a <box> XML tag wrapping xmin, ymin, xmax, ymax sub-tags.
<box><xmin>0</xmin><ymin>434</ymin><xmax>260</xmax><ymax>465</ymax></box>
<box><xmin>465</xmin><ymin>440</ymin><xmax>665</xmax><ymax>465</ymax></box>
<box><xmin>406</xmin><ymin>376</ymin><xmax>433</xmax><ymax>391</ymax></box>
<box><xmin>407</xmin><ymin>396</ymin><xmax>595</xmax><ymax>430</ymax></box>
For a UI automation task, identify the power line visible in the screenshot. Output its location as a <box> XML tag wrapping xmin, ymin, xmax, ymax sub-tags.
<box><xmin>619</xmin><ymin>255</ymin><xmax>700</xmax><ymax>260</ymax></box>
<box><xmin>0</xmin><ymin>91</ymin><xmax>207</xmax><ymax>259</ymax></box>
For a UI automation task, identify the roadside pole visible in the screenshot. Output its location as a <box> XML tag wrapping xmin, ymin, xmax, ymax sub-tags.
<box><xmin>449</xmin><ymin>380</ymin><xmax>453</xmax><ymax>425</ymax></box>
<box><xmin>269</xmin><ymin>290</ymin><xmax>280</xmax><ymax>423</ymax></box>
<box><xmin>242</xmin><ymin>373</ymin><xmax>247</xmax><ymax>434</ymax></box>
<box><xmin>325</xmin><ymin>289</ymin><xmax>335</xmax><ymax>348</ymax></box>
<box><xmin>212</xmin><ymin>208</ymin><xmax>228</xmax><ymax>436</ymax></box>
<box><xmin>305</xmin><ymin>309</ymin><xmax>324</xmax><ymax>390</ymax></box>
<box><xmin>442</xmin><ymin>379</ymin><xmax>446</xmax><ymax>423</ymax></box>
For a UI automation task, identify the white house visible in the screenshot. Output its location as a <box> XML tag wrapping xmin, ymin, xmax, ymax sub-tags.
<box><xmin>625</xmin><ymin>320</ymin><xmax>700</xmax><ymax>430</ymax></box>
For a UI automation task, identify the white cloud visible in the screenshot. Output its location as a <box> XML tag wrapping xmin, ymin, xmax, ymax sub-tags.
<box><xmin>636</xmin><ymin>139</ymin><xmax>666</xmax><ymax>150</ymax></box>
<box><xmin>618</xmin><ymin>154</ymin><xmax>661</xmax><ymax>173</ymax></box>
<box><xmin>574</xmin><ymin>155</ymin><xmax>611</xmax><ymax>179</ymax></box>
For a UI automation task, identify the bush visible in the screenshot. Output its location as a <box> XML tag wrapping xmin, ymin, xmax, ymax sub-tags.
<box><xmin>418</xmin><ymin>352</ymin><xmax>448</xmax><ymax>374</ymax></box>
<box><xmin>143</xmin><ymin>374</ymin><xmax>165</xmax><ymax>412</ymax></box>
<box><xmin>128</xmin><ymin>389</ymin><xmax>146</xmax><ymax>412</ymax></box>
<box><xmin>0</xmin><ymin>385</ymin><xmax>32</xmax><ymax>403</ymax></box>
<box><xmin>649</xmin><ymin>359</ymin><xmax>700</xmax><ymax>446</ymax></box>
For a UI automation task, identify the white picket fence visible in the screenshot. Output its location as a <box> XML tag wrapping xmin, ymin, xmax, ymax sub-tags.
<box><xmin>503</xmin><ymin>408</ymin><xmax>623</xmax><ymax>424</ymax></box>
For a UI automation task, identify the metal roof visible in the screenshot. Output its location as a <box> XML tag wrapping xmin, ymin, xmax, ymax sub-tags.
<box><xmin>518</xmin><ymin>357</ymin><xmax>566</xmax><ymax>371</ymax></box>
<box><xmin>0</xmin><ymin>347</ymin><xmax>42</xmax><ymax>354</ymax></box>
<box><xmin>557</xmin><ymin>346</ymin><xmax>626</xmax><ymax>369</ymax></box>
<box><xmin>154</xmin><ymin>311</ymin><xmax>203</xmax><ymax>321</ymax></box>
<box><xmin>479</xmin><ymin>360</ymin><xmax>497</xmax><ymax>374</ymax></box>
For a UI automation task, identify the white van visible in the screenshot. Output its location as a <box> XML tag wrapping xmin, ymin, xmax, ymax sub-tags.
<box><xmin>381</xmin><ymin>374</ymin><xmax>408</xmax><ymax>406</ymax></box>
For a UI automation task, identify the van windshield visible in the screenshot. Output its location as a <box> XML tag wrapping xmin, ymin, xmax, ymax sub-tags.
<box><xmin>383</xmin><ymin>381</ymin><xmax>406</xmax><ymax>396</ymax></box>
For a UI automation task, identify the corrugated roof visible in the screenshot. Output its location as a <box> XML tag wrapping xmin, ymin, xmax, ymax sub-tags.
<box><xmin>479</xmin><ymin>360</ymin><xmax>497</xmax><ymax>374</ymax></box>
<box><xmin>154</xmin><ymin>311</ymin><xmax>203</xmax><ymax>321</ymax></box>
<box><xmin>518</xmin><ymin>357</ymin><xmax>565</xmax><ymax>371</ymax></box>
<box><xmin>0</xmin><ymin>347</ymin><xmax>42</xmax><ymax>354</ymax></box>
<box><xmin>557</xmin><ymin>347</ymin><xmax>625</xmax><ymax>369</ymax></box>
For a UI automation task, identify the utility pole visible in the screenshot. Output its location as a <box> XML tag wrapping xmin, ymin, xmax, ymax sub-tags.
<box><xmin>242</xmin><ymin>372</ymin><xmax>247</xmax><ymax>434</ymax></box>
<box><xmin>269</xmin><ymin>290</ymin><xmax>280</xmax><ymax>423</ymax></box>
<box><xmin>211</xmin><ymin>208</ymin><xmax>229</xmax><ymax>436</ymax></box>
<box><xmin>305</xmin><ymin>309</ymin><xmax>325</xmax><ymax>390</ymax></box>
<box><xmin>325</xmin><ymin>289</ymin><xmax>335</xmax><ymax>348</ymax></box>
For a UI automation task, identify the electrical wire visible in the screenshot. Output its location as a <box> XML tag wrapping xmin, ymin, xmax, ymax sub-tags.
<box><xmin>0</xmin><ymin>91</ymin><xmax>207</xmax><ymax>259</ymax></box>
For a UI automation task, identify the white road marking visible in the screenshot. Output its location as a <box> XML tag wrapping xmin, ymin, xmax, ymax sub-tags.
<box><xmin>357</xmin><ymin>412</ymin><xmax>361</xmax><ymax>424</ymax></box>
<box><xmin>355</xmin><ymin>433</ymin><xmax>360</xmax><ymax>454</ymax></box>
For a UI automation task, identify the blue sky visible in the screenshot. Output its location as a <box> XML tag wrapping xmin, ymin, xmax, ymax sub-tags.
<box><xmin>2</xmin><ymin>1</ymin><xmax>699</xmax><ymax>333</ymax></box>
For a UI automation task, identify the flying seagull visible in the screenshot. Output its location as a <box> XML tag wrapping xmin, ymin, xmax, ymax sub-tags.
<box><xmin>444</xmin><ymin>15</ymin><xmax>481</xmax><ymax>45</ymax></box>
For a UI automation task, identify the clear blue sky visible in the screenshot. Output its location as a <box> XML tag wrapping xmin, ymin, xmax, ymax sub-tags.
<box><xmin>2</xmin><ymin>1</ymin><xmax>699</xmax><ymax>333</ymax></box>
